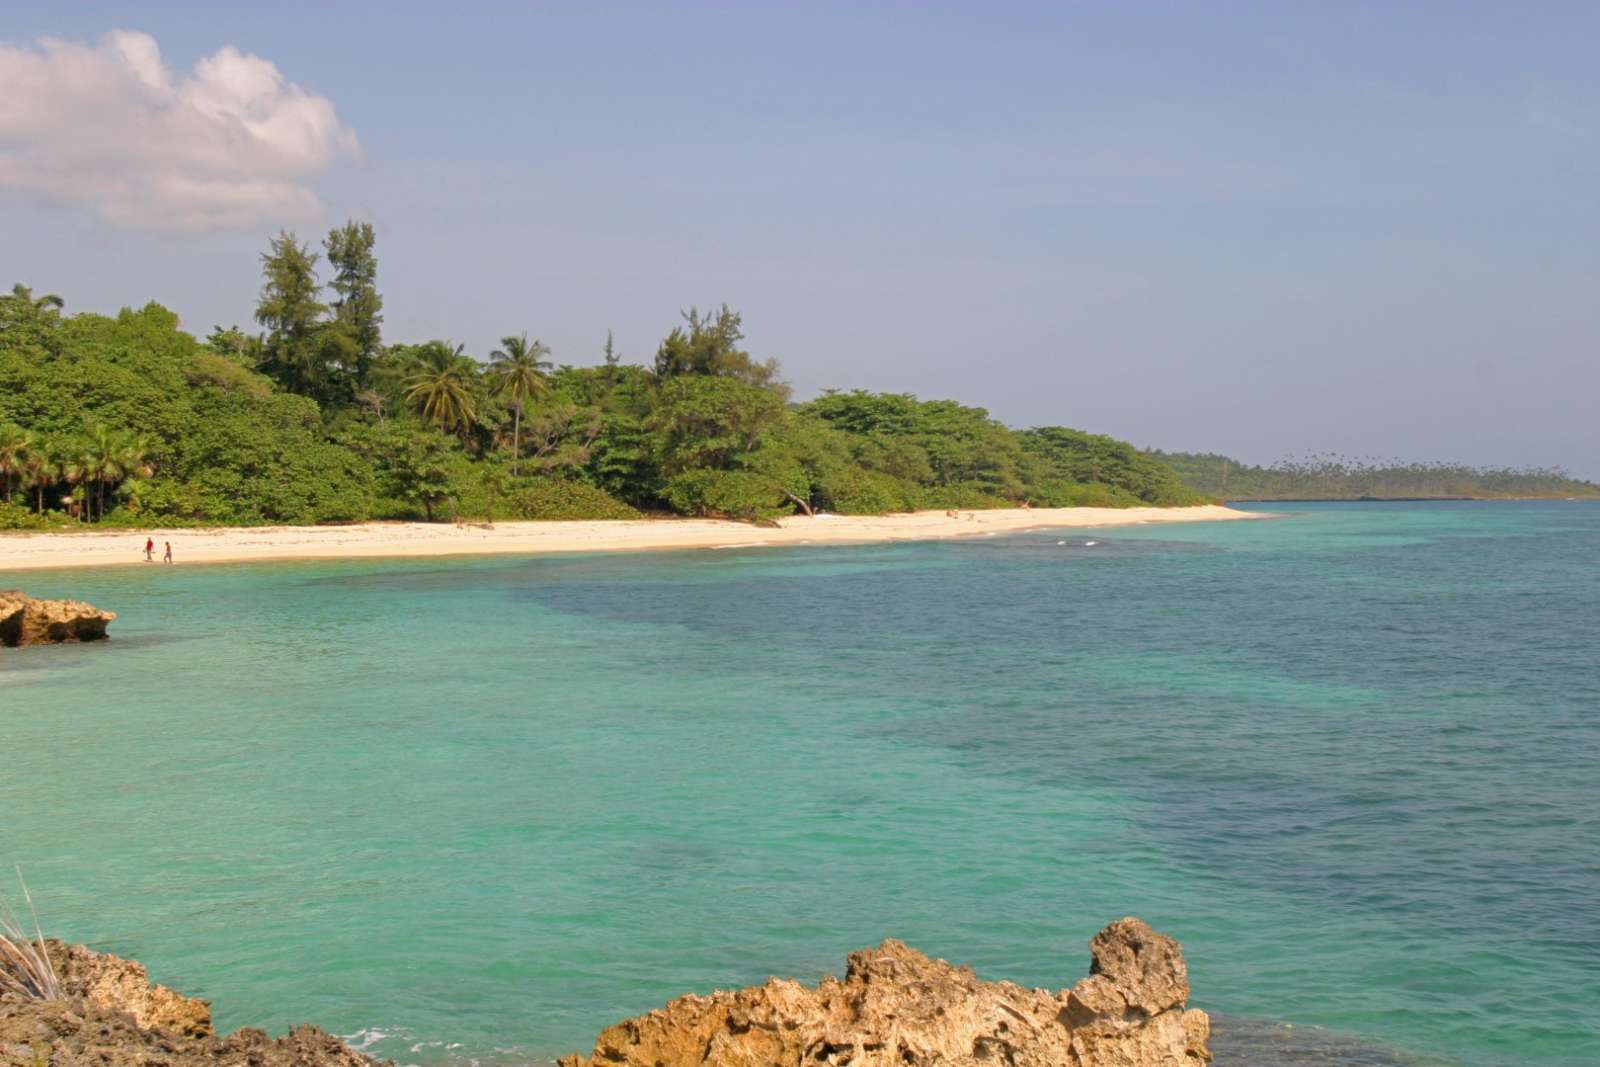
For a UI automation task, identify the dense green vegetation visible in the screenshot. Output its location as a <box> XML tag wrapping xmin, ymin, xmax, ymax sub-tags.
<box><xmin>0</xmin><ymin>229</ymin><xmax>1204</xmax><ymax>530</ymax></box>
<box><xmin>1154</xmin><ymin>450</ymin><xmax>1600</xmax><ymax>500</ymax></box>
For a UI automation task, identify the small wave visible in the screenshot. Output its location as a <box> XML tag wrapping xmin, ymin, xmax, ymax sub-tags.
<box><xmin>341</xmin><ymin>1026</ymin><xmax>540</xmax><ymax>1067</ymax></box>
<box><xmin>340</xmin><ymin>1027</ymin><xmax>394</xmax><ymax>1052</ymax></box>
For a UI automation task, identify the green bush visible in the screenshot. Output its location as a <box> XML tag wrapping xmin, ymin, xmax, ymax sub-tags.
<box><xmin>0</xmin><ymin>502</ymin><xmax>53</xmax><ymax>530</ymax></box>
<box><xmin>113</xmin><ymin>478</ymin><xmax>208</xmax><ymax>524</ymax></box>
<box><xmin>506</xmin><ymin>479</ymin><xmax>640</xmax><ymax>520</ymax></box>
<box><xmin>1027</xmin><ymin>480</ymin><xmax>1145</xmax><ymax>508</ymax></box>
<box><xmin>812</xmin><ymin>468</ymin><xmax>924</xmax><ymax>515</ymax></box>
<box><xmin>921</xmin><ymin>481</ymin><xmax>1011</xmax><ymax>510</ymax></box>
<box><xmin>1021</xmin><ymin>427</ymin><xmax>1204</xmax><ymax>506</ymax></box>
<box><xmin>663</xmin><ymin>468</ymin><xmax>789</xmax><ymax>520</ymax></box>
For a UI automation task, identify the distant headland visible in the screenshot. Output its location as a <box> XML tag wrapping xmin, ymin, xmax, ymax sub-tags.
<box><xmin>1151</xmin><ymin>450</ymin><xmax>1600</xmax><ymax>502</ymax></box>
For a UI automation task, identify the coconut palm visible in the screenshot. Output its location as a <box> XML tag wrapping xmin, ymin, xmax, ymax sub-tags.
<box><xmin>488</xmin><ymin>333</ymin><xmax>552</xmax><ymax>476</ymax></box>
<box><xmin>110</xmin><ymin>434</ymin><xmax>155</xmax><ymax>518</ymax></box>
<box><xmin>81</xmin><ymin>426</ymin><xmax>124</xmax><ymax>522</ymax></box>
<box><xmin>58</xmin><ymin>441</ymin><xmax>95</xmax><ymax>522</ymax></box>
<box><xmin>0</xmin><ymin>425</ymin><xmax>30</xmax><ymax>504</ymax></box>
<box><xmin>7</xmin><ymin>284</ymin><xmax>63</xmax><ymax>313</ymax></box>
<box><xmin>404</xmin><ymin>342</ymin><xmax>479</xmax><ymax>443</ymax></box>
<box><xmin>19</xmin><ymin>444</ymin><xmax>55</xmax><ymax>515</ymax></box>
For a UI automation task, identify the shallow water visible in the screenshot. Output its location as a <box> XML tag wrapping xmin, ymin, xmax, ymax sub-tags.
<box><xmin>2</xmin><ymin>502</ymin><xmax>1597</xmax><ymax>1066</ymax></box>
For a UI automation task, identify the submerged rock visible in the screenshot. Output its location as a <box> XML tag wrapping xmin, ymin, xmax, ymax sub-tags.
<box><xmin>1208</xmin><ymin>1015</ymin><xmax>1428</xmax><ymax>1066</ymax></box>
<box><xmin>0</xmin><ymin>940</ymin><xmax>384</xmax><ymax>1067</ymax></box>
<box><xmin>559</xmin><ymin>917</ymin><xmax>1210</xmax><ymax>1067</ymax></box>
<box><xmin>0</xmin><ymin>591</ymin><xmax>116</xmax><ymax>647</ymax></box>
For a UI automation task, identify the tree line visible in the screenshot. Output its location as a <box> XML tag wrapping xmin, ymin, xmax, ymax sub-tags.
<box><xmin>0</xmin><ymin>226</ymin><xmax>1205</xmax><ymax>530</ymax></box>
<box><xmin>1152</xmin><ymin>450</ymin><xmax>1600</xmax><ymax>500</ymax></box>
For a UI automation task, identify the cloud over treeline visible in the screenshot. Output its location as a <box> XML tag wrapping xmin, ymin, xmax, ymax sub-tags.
<box><xmin>0</xmin><ymin>30</ymin><xmax>357</xmax><ymax>230</ymax></box>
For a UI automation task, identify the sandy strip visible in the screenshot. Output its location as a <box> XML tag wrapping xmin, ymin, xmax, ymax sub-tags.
<box><xmin>0</xmin><ymin>505</ymin><xmax>1257</xmax><ymax>572</ymax></box>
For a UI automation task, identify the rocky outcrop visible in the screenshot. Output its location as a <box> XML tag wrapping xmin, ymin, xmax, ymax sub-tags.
<box><xmin>3</xmin><ymin>921</ymin><xmax>1206</xmax><ymax>1067</ymax></box>
<box><xmin>46</xmin><ymin>941</ymin><xmax>214</xmax><ymax>1038</ymax></box>
<box><xmin>0</xmin><ymin>940</ymin><xmax>384</xmax><ymax>1067</ymax></box>
<box><xmin>0</xmin><ymin>591</ymin><xmax>116</xmax><ymax>647</ymax></box>
<box><xmin>559</xmin><ymin>917</ymin><xmax>1210</xmax><ymax>1067</ymax></box>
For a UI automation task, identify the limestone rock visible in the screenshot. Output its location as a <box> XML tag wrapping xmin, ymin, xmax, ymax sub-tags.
<box><xmin>0</xmin><ymin>940</ymin><xmax>384</xmax><ymax>1067</ymax></box>
<box><xmin>48</xmin><ymin>940</ymin><xmax>214</xmax><ymax>1038</ymax></box>
<box><xmin>0</xmin><ymin>590</ymin><xmax>116</xmax><ymax>647</ymax></box>
<box><xmin>559</xmin><ymin>917</ymin><xmax>1210</xmax><ymax>1067</ymax></box>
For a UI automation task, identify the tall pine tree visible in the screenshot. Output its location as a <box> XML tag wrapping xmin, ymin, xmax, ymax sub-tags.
<box><xmin>324</xmin><ymin>221</ymin><xmax>384</xmax><ymax>390</ymax></box>
<box><xmin>255</xmin><ymin>232</ymin><xmax>332</xmax><ymax>401</ymax></box>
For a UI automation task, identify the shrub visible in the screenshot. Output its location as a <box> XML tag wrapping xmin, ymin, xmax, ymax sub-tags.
<box><xmin>812</xmin><ymin>468</ymin><xmax>925</xmax><ymax>515</ymax></box>
<box><xmin>663</xmin><ymin>468</ymin><xmax>789</xmax><ymax>520</ymax></box>
<box><xmin>1021</xmin><ymin>427</ymin><xmax>1204</xmax><ymax>506</ymax></box>
<box><xmin>0</xmin><ymin>503</ymin><xmax>53</xmax><ymax>531</ymax></box>
<box><xmin>1028</xmin><ymin>480</ymin><xmax>1146</xmax><ymax>508</ymax></box>
<box><xmin>506</xmin><ymin>479</ymin><xmax>641</xmax><ymax>521</ymax></box>
<box><xmin>921</xmin><ymin>481</ymin><xmax>1011</xmax><ymax>510</ymax></box>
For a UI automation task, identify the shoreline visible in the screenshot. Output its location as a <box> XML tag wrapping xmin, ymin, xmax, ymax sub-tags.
<box><xmin>0</xmin><ymin>504</ymin><xmax>1257</xmax><ymax>572</ymax></box>
<box><xmin>1220</xmin><ymin>495</ymin><xmax>1600</xmax><ymax>502</ymax></box>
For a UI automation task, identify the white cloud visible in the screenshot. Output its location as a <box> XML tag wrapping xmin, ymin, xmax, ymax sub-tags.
<box><xmin>0</xmin><ymin>30</ymin><xmax>358</xmax><ymax>230</ymax></box>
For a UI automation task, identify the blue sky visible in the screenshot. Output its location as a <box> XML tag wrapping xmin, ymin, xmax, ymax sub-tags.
<box><xmin>4</xmin><ymin>2</ymin><xmax>1597</xmax><ymax>474</ymax></box>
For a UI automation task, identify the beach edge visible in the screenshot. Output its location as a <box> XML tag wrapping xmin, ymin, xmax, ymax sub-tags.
<box><xmin>0</xmin><ymin>505</ymin><xmax>1262</xmax><ymax>572</ymax></box>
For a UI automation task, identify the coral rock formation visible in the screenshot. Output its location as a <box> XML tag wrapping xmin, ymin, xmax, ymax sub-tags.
<box><xmin>0</xmin><ymin>591</ymin><xmax>116</xmax><ymax>647</ymax></box>
<box><xmin>2</xmin><ymin>920</ymin><xmax>1208</xmax><ymax>1067</ymax></box>
<box><xmin>559</xmin><ymin>917</ymin><xmax>1210</xmax><ymax>1067</ymax></box>
<box><xmin>48</xmin><ymin>942</ymin><xmax>214</xmax><ymax>1038</ymax></box>
<box><xmin>0</xmin><ymin>941</ymin><xmax>384</xmax><ymax>1067</ymax></box>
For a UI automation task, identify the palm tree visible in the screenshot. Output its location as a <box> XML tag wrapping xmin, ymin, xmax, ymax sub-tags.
<box><xmin>82</xmin><ymin>426</ymin><xmax>123</xmax><ymax>522</ymax></box>
<box><xmin>110</xmin><ymin>434</ymin><xmax>155</xmax><ymax>517</ymax></box>
<box><xmin>7</xmin><ymin>283</ymin><xmax>64</xmax><ymax>312</ymax></box>
<box><xmin>59</xmin><ymin>441</ymin><xmax>94</xmax><ymax>522</ymax></box>
<box><xmin>404</xmin><ymin>342</ymin><xmax>479</xmax><ymax>443</ymax></box>
<box><xmin>488</xmin><ymin>333</ymin><xmax>552</xmax><ymax>476</ymax></box>
<box><xmin>0</xmin><ymin>425</ymin><xmax>30</xmax><ymax>504</ymax></box>
<box><xmin>19</xmin><ymin>444</ymin><xmax>55</xmax><ymax>515</ymax></box>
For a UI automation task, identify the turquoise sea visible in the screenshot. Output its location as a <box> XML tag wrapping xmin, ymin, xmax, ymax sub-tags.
<box><xmin>2</xmin><ymin>502</ymin><xmax>1597</xmax><ymax>1066</ymax></box>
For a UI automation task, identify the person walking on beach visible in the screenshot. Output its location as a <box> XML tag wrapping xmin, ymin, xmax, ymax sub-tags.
<box><xmin>163</xmin><ymin>541</ymin><xmax>173</xmax><ymax>565</ymax></box>
<box><xmin>144</xmin><ymin>536</ymin><xmax>154</xmax><ymax>562</ymax></box>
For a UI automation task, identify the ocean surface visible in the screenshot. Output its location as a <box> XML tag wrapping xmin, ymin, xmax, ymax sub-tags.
<box><xmin>2</xmin><ymin>502</ymin><xmax>1597</xmax><ymax>1066</ymax></box>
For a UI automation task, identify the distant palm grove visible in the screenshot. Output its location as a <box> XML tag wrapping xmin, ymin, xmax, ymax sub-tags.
<box><xmin>1155</xmin><ymin>451</ymin><xmax>1600</xmax><ymax>501</ymax></box>
<box><xmin>0</xmin><ymin>224</ymin><xmax>1203</xmax><ymax>529</ymax></box>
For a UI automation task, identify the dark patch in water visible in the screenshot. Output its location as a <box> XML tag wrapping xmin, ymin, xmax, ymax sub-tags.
<box><xmin>296</xmin><ymin>567</ymin><xmax>491</xmax><ymax>590</ymax></box>
<box><xmin>1211</xmin><ymin>1014</ymin><xmax>1450</xmax><ymax>1065</ymax></box>
<box><xmin>0</xmin><ymin>630</ymin><xmax>197</xmax><ymax>665</ymax></box>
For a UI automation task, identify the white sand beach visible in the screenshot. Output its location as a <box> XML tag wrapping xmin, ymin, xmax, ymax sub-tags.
<box><xmin>0</xmin><ymin>505</ymin><xmax>1256</xmax><ymax>571</ymax></box>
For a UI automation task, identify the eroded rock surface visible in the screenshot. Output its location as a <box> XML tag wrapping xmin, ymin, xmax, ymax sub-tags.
<box><xmin>0</xmin><ymin>940</ymin><xmax>383</xmax><ymax>1067</ymax></box>
<box><xmin>559</xmin><ymin>917</ymin><xmax>1210</xmax><ymax>1067</ymax></box>
<box><xmin>0</xmin><ymin>591</ymin><xmax>116</xmax><ymax>647</ymax></box>
<box><xmin>47</xmin><ymin>941</ymin><xmax>214</xmax><ymax>1038</ymax></box>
